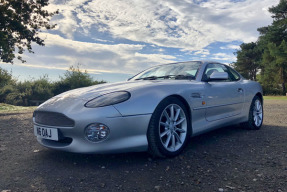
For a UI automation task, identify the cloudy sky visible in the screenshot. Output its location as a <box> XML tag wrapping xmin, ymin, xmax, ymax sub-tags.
<box><xmin>1</xmin><ymin>0</ymin><xmax>279</xmax><ymax>82</ymax></box>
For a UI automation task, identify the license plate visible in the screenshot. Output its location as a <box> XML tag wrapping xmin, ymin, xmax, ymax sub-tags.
<box><xmin>34</xmin><ymin>125</ymin><xmax>59</xmax><ymax>141</ymax></box>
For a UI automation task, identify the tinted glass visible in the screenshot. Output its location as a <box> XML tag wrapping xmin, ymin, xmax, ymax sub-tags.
<box><xmin>130</xmin><ymin>61</ymin><xmax>202</xmax><ymax>81</ymax></box>
<box><xmin>203</xmin><ymin>63</ymin><xmax>241</xmax><ymax>82</ymax></box>
<box><xmin>203</xmin><ymin>64</ymin><xmax>229</xmax><ymax>81</ymax></box>
<box><xmin>227</xmin><ymin>66</ymin><xmax>241</xmax><ymax>81</ymax></box>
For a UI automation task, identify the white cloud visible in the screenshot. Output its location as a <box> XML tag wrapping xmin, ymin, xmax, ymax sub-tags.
<box><xmin>220</xmin><ymin>44</ymin><xmax>240</xmax><ymax>50</ymax></box>
<box><xmin>157</xmin><ymin>48</ymin><xmax>165</xmax><ymax>53</ymax></box>
<box><xmin>211</xmin><ymin>52</ymin><xmax>236</xmax><ymax>61</ymax></box>
<box><xmin>17</xmin><ymin>33</ymin><xmax>176</xmax><ymax>75</ymax></box>
<box><xmin>47</xmin><ymin>0</ymin><xmax>279</xmax><ymax>52</ymax></box>
<box><xmin>12</xmin><ymin>0</ymin><xmax>279</xmax><ymax>81</ymax></box>
<box><xmin>194</xmin><ymin>49</ymin><xmax>210</xmax><ymax>55</ymax></box>
<box><xmin>92</xmin><ymin>38</ymin><xmax>114</xmax><ymax>43</ymax></box>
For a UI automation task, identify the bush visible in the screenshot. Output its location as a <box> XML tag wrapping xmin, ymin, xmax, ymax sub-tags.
<box><xmin>262</xmin><ymin>85</ymin><xmax>283</xmax><ymax>95</ymax></box>
<box><xmin>31</xmin><ymin>76</ymin><xmax>54</xmax><ymax>101</ymax></box>
<box><xmin>53</xmin><ymin>65</ymin><xmax>105</xmax><ymax>96</ymax></box>
<box><xmin>0</xmin><ymin>83</ymin><xmax>17</xmax><ymax>103</ymax></box>
<box><xmin>0</xmin><ymin>65</ymin><xmax>106</xmax><ymax>106</ymax></box>
<box><xmin>5</xmin><ymin>92</ymin><xmax>27</xmax><ymax>106</ymax></box>
<box><xmin>0</xmin><ymin>68</ymin><xmax>16</xmax><ymax>102</ymax></box>
<box><xmin>0</xmin><ymin>67</ymin><xmax>14</xmax><ymax>87</ymax></box>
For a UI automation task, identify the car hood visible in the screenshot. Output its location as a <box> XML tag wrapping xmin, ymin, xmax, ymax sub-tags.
<box><xmin>54</xmin><ymin>80</ymin><xmax>156</xmax><ymax>101</ymax></box>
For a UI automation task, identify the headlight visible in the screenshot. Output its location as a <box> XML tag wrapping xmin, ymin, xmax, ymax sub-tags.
<box><xmin>84</xmin><ymin>91</ymin><xmax>131</xmax><ymax>108</ymax></box>
<box><xmin>85</xmin><ymin>123</ymin><xmax>110</xmax><ymax>142</ymax></box>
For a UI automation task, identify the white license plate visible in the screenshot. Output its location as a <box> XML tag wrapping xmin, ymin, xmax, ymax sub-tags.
<box><xmin>34</xmin><ymin>125</ymin><xmax>59</xmax><ymax>141</ymax></box>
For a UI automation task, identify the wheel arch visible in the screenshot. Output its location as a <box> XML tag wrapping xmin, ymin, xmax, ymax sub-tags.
<box><xmin>240</xmin><ymin>91</ymin><xmax>263</xmax><ymax>130</ymax></box>
<box><xmin>255</xmin><ymin>92</ymin><xmax>263</xmax><ymax>103</ymax></box>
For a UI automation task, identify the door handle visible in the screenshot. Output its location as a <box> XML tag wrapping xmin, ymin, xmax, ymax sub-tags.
<box><xmin>238</xmin><ymin>88</ymin><xmax>243</xmax><ymax>92</ymax></box>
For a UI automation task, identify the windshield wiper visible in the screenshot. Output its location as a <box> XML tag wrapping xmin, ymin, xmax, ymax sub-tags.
<box><xmin>135</xmin><ymin>76</ymin><xmax>159</xmax><ymax>80</ymax></box>
<box><xmin>135</xmin><ymin>75</ymin><xmax>194</xmax><ymax>80</ymax></box>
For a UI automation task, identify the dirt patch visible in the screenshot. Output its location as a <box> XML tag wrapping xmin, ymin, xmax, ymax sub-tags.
<box><xmin>0</xmin><ymin>100</ymin><xmax>286</xmax><ymax>192</ymax></box>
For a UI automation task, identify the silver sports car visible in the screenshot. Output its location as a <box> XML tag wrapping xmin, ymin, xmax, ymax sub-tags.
<box><xmin>33</xmin><ymin>61</ymin><xmax>263</xmax><ymax>158</ymax></box>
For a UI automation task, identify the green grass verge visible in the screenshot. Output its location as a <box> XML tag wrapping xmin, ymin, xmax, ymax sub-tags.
<box><xmin>264</xmin><ymin>96</ymin><xmax>287</xmax><ymax>100</ymax></box>
<box><xmin>0</xmin><ymin>103</ymin><xmax>36</xmax><ymax>114</ymax></box>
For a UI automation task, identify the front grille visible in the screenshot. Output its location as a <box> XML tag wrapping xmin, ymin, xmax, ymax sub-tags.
<box><xmin>33</xmin><ymin>111</ymin><xmax>75</xmax><ymax>127</ymax></box>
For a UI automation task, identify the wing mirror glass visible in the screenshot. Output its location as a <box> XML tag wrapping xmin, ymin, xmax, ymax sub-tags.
<box><xmin>208</xmin><ymin>72</ymin><xmax>228</xmax><ymax>81</ymax></box>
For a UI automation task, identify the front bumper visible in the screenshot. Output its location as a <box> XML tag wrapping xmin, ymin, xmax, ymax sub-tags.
<box><xmin>34</xmin><ymin>98</ymin><xmax>152</xmax><ymax>154</ymax></box>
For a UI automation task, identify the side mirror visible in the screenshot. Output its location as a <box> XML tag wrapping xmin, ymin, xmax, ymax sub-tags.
<box><xmin>209</xmin><ymin>72</ymin><xmax>228</xmax><ymax>81</ymax></box>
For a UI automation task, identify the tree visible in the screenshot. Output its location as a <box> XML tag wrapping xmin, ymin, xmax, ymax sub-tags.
<box><xmin>269</xmin><ymin>0</ymin><xmax>287</xmax><ymax>21</ymax></box>
<box><xmin>267</xmin><ymin>41</ymin><xmax>287</xmax><ymax>94</ymax></box>
<box><xmin>257</xmin><ymin>0</ymin><xmax>287</xmax><ymax>94</ymax></box>
<box><xmin>259</xmin><ymin>48</ymin><xmax>283</xmax><ymax>95</ymax></box>
<box><xmin>233</xmin><ymin>42</ymin><xmax>262</xmax><ymax>81</ymax></box>
<box><xmin>0</xmin><ymin>0</ymin><xmax>57</xmax><ymax>63</ymax></box>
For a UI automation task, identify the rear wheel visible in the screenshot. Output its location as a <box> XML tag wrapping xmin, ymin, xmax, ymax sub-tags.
<box><xmin>241</xmin><ymin>95</ymin><xmax>263</xmax><ymax>130</ymax></box>
<box><xmin>147</xmin><ymin>97</ymin><xmax>191</xmax><ymax>158</ymax></box>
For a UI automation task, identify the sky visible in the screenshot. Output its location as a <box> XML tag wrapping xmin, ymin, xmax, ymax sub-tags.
<box><xmin>1</xmin><ymin>0</ymin><xmax>280</xmax><ymax>83</ymax></box>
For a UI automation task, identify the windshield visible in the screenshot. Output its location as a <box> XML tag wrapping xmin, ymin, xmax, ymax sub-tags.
<box><xmin>129</xmin><ymin>61</ymin><xmax>202</xmax><ymax>81</ymax></box>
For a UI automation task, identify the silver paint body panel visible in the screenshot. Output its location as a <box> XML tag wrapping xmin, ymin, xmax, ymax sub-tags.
<box><xmin>34</xmin><ymin>61</ymin><xmax>263</xmax><ymax>153</ymax></box>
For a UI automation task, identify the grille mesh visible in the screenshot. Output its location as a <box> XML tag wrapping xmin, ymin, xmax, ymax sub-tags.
<box><xmin>34</xmin><ymin>111</ymin><xmax>75</xmax><ymax>127</ymax></box>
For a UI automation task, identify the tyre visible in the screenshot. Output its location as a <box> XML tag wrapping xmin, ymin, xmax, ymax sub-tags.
<box><xmin>147</xmin><ymin>97</ymin><xmax>191</xmax><ymax>158</ymax></box>
<box><xmin>241</xmin><ymin>95</ymin><xmax>263</xmax><ymax>130</ymax></box>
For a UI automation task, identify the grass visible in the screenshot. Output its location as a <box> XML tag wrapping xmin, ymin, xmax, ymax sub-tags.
<box><xmin>264</xmin><ymin>96</ymin><xmax>287</xmax><ymax>100</ymax></box>
<box><xmin>0</xmin><ymin>103</ymin><xmax>36</xmax><ymax>114</ymax></box>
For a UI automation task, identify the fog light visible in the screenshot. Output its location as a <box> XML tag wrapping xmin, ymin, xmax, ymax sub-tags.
<box><xmin>85</xmin><ymin>123</ymin><xmax>110</xmax><ymax>142</ymax></box>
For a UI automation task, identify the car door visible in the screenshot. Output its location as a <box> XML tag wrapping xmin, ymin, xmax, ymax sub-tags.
<box><xmin>203</xmin><ymin>64</ymin><xmax>244</xmax><ymax>122</ymax></box>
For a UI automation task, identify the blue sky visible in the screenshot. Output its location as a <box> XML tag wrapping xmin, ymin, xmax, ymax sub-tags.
<box><xmin>1</xmin><ymin>0</ymin><xmax>279</xmax><ymax>82</ymax></box>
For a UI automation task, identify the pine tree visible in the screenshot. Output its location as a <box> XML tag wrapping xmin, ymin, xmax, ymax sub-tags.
<box><xmin>258</xmin><ymin>0</ymin><xmax>287</xmax><ymax>94</ymax></box>
<box><xmin>233</xmin><ymin>42</ymin><xmax>262</xmax><ymax>81</ymax></box>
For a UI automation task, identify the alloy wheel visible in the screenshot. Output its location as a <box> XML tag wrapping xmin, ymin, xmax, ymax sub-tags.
<box><xmin>159</xmin><ymin>104</ymin><xmax>187</xmax><ymax>152</ymax></box>
<box><xmin>253</xmin><ymin>99</ymin><xmax>263</xmax><ymax>127</ymax></box>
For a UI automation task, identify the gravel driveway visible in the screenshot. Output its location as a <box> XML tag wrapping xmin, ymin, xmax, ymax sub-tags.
<box><xmin>0</xmin><ymin>100</ymin><xmax>286</xmax><ymax>192</ymax></box>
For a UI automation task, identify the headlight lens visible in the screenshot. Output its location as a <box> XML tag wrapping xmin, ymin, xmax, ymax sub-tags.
<box><xmin>84</xmin><ymin>91</ymin><xmax>131</xmax><ymax>108</ymax></box>
<box><xmin>85</xmin><ymin>123</ymin><xmax>110</xmax><ymax>142</ymax></box>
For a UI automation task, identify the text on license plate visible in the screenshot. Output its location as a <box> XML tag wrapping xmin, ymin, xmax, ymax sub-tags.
<box><xmin>34</xmin><ymin>125</ymin><xmax>59</xmax><ymax>141</ymax></box>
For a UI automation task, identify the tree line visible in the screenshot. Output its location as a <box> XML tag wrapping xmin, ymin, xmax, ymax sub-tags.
<box><xmin>0</xmin><ymin>66</ymin><xmax>105</xmax><ymax>106</ymax></box>
<box><xmin>233</xmin><ymin>0</ymin><xmax>287</xmax><ymax>95</ymax></box>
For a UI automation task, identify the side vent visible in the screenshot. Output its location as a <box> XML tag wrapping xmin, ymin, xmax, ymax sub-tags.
<box><xmin>191</xmin><ymin>93</ymin><xmax>202</xmax><ymax>98</ymax></box>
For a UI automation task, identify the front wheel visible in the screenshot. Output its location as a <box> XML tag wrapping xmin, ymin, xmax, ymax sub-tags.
<box><xmin>147</xmin><ymin>97</ymin><xmax>191</xmax><ymax>158</ymax></box>
<box><xmin>241</xmin><ymin>95</ymin><xmax>263</xmax><ymax>130</ymax></box>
